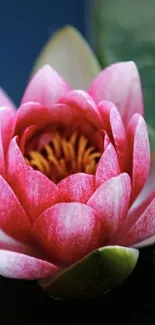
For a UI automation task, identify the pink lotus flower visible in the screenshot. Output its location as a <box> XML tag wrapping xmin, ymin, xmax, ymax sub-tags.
<box><xmin>0</xmin><ymin>27</ymin><xmax>154</xmax><ymax>296</ymax></box>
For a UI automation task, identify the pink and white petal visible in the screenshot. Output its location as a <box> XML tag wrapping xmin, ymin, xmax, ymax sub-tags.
<box><xmin>98</xmin><ymin>101</ymin><xmax>128</xmax><ymax>171</ymax></box>
<box><xmin>109</xmin><ymin>104</ymin><xmax>128</xmax><ymax>170</ymax></box>
<box><xmin>15</xmin><ymin>101</ymin><xmax>102</xmax><ymax>149</ymax></box>
<box><xmin>132</xmin><ymin>235</ymin><xmax>155</xmax><ymax>248</ymax></box>
<box><xmin>127</xmin><ymin>114</ymin><xmax>150</xmax><ymax>202</ymax></box>
<box><xmin>88</xmin><ymin>61</ymin><xmax>144</xmax><ymax>127</ymax></box>
<box><xmin>0</xmin><ymin>128</ymin><xmax>5</xmax><ymax>178</ymax></box>
<box><xmin>0</xmin><ymin>250</ymin><xmax>59</xmax><ymax>280</ymax></box>
<box><xmin>18</xmin><ymin>125</ymin><xmax>38</xmax><ymax>153</ymax></box>
<box><xmin>121</xmin><ymin>169</ymin><xmax>155</xmax><ymax>236</ymax></box>
<box><xmin>61</xmin><ymin>90</ymin><xmax>101</xmax><ymax>128</ymax></box>
<box><xmin>58</xmin><ymin>173</ymin><xmax>95</xmax><ymax>203</ymax></box>
<box><xmin>0</xmin><ymin>176</ymin><xmax>31</xmax><ymax>242</ymax></box>
<box><xmin>95</xmin><ymin>143</ymin><xmax>120</xmax><ymax>188</ymax></box>
<box><xmin>6</xmin><ymin>136</ymin><xmax>29</xmax><ymax>184</ymax></box>
<box><xmin>0</xmin><ymin>230</ymin><xmax>44</xmax><ymax>258</ymax></box>
<box><xmin>12</xmin><ymin>170</ymin><xmax>61</xmax><ymax>224</ymax></box>
<box><xmin>0</xmin><ymin>106</ymin><xmax>16</xmax><ymax>153</ymax></box>
<box><xmin>21</xmin><ymin>65</ymin><xmax>71</xmax><ymax>107</ymax></box>
<box><xmin>0</xmin><ymin>88</ymin><xmax>16</xmax><ymax>111</ymax></box>
<box><xmin>97</xmin><ymin>101</ymin><xmax>112</xmax><ymax>136</ymax></box>
<box><xmin>104</xmin><ymin>131</ymin><xmax>110</xmax><ymax>150</ymax></box>
<box><xmin>32</xmin><ymin>202</ymin><xmax>104</xmax><ymax>264</ymax></box>
<box><xmin>15</xmin><ymin>101</ymin><xmax>83</xmax><ymax>136</ymax></box>
<box><xmin>88</xmin><ymin>173</ymin><xmax>131</xmax><ymax>240</ymax></box>
<box><xmin>15</xmin><ymin>102</ymin><xmax>50</xmax><ymax>135</ymax></box>
<box><xmin>120</xmin><ymin>198</ymin><xmax>155</xmax><ymax>246</ymax></box>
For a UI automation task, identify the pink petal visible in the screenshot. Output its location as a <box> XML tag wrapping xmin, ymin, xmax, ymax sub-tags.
<box><xmin>88</xmin><ymin>173</ymin><xmax>131</xmax><ymax>240</ymax></box>
<box><xmin>95</xmin><ymin>143</ymin><xmax>120</xmax><ymax>188</ymax></box>
<box><xmin>15</xmin><ymin>102</ymin><xmax>51</xmax><ymax>135</ymax></box>
<box><xmin>0</xmin><ymin>230</ymin><xmax>44</xmax><ymax>258</ymax></box>
<box><xmin>132</xmin><ymin>235</ymin><xmax>155</xmax><ymax>248</ymax></box>
<box><xmin>98</xmin><ymin>101</ymin><xmax>128</xmax><ymax>171</ymax></box>
<box><xmin>15</xmin><ymin>101</ymin><xmax>103</xmax><ymax>151</ymax></box>
<box><xmin>0</xmin><ymin>88</ymin><xmax>16</xmax><ymax>153</ymax></box>
<box><xmin>0</xmin><ymin>88</ymin><xmax>16</xmax><ymax>111</ymax></box>
<box><xmin>0</xmin><ymin>250</ymin><xmax>59</xmax><ymax>279</ymax></box>
<box><xmin>32</xmin><ymin>202</ymin><xmax>104</xmax><ymax>264</ymax></box>
<box><xmin>15</xmin><ymin>101</ymin><xmax>81</xmax><ymax>135</ymax></box>
<box><xmin>58</xmin><ymin>173</ymin><xmax>95</xmax><ymax>203</ymax></box>
<box><xmin>21</xmin><ymin>65</ymin><xmax>71</xmax><ymax>107</ymax></box>
<box><xmin>0</xmin><ymin>128</ymin><xmax>5</xmax><ymax>178</ymax></box>
<box><xmin>121</xmin><ymin>169</ymin><xmax>155</xmax><ymax>236</ymax></box>
<box><xmin>18</xmin><ymin>125</ymin><xmax>37</xmax><ymax>153</ymax></box>
<box><xmin>88</xmin><ymin>61</ymin><xmax>144</xmax><ymax>127</ymax></box>
<box><xmin>6</xmin><ymin>136</ymin><xmax>29</xmax><ymax>185</ymax></box>
<box><xmin>0</xmin><ymin>106</ymin><xmax>16</xmax><ymax>154</ymax></box>
<box><xmin>104</xmin><ymin>131</ymin><xmax>110</xmax><ymax>150</ymax></box>
<box><xmin>120</xmin><ymin>198</ymin><xmax>155</xmax><ymax>246</ymax></box>
<box><xmin>61</xmin><ymin>90</ymin><xmax>101</xmax><ymax>128</ymax></box>
<box><xmin>0</xmin><ymin>176</ymin><xmax>31</xmax><ymax>242</ymax></box>
<box><xmin>12</xmin><ymin>170</ymin><xmax>61</xmax><ymax>224</ymax></box>
<box><xmin>127</xmin><ymin>113</ymin><xmax>150</xmax><ymax>202</ymax></box>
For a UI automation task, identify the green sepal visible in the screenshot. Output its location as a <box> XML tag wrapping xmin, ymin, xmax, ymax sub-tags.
<box><xmin>39</xmin><ymin>245</ymin><xmax>139</xmax><ymax>299</ymax></box>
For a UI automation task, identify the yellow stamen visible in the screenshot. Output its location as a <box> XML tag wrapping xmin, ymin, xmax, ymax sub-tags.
<box><xmin>24</xmin><ymin>131</ymin><xmax>101</xmax><ymax>183</ymax></box>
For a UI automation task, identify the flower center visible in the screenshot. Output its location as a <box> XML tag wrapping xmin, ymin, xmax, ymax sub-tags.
<box><xmin>24</xmin><ymin>131</ymin><xmax>101</xmax><ymax>183</ymax></box>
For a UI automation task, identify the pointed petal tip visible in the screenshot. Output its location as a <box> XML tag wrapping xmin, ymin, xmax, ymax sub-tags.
<box><xmin>88</xmin><ymin>60</ymin><xmax>143</xmax><ymax>126</ymax></box>
<box><xmin>31</xmin><ymin>25</ymin><xmax>101</xmax><ymax>90</ymax></box>
<box><xmin>0</xmin><ymin>88</ymin><xmax>16</xmax><ymax>111</ymax></box>
<box><xmin>21</xmin><ymin>61</ymin><xmax>70</xmax><ymax>107</ymax></box>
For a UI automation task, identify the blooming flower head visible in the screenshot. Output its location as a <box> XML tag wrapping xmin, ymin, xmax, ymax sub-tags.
<box><xmin>0</xmin><ymin>26</ymin><xmax>153</xmax><ymax>298</ymax></box>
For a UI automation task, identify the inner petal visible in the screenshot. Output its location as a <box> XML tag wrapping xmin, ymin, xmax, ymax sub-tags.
<box><xmin>23</xmin><ymin>129</ymin><xmax>102</xmax><ymax>184</ymax></box>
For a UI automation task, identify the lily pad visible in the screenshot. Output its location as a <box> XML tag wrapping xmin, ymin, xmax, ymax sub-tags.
<box><xmin>39</xmin><ymin>245</ymin><xmax>139</xmax><ymax>299</ymax></box>
<box><xmin>31</xmin><ymin>25</ymin><xmax>101</xmax><ymax>90</ymax></box>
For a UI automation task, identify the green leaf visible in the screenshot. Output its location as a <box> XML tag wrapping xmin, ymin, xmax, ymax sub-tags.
<box><xmin>39</xmin><ymin>245</ymin><xmax>139</xmax><ymax>299</ymax></box>
<box><xmin>90</xmin><ymin>0</ymin><xmax>155</xmax><ymax>128</ymax></box>
<box><xmin>31</xmin><ymin>25</ymin><xmax>101</xmax><ymax>90</ymax></box>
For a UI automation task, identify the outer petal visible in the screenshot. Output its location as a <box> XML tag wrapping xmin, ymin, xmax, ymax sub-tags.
<box><xmin>58</xmin><ymin>173</ymin><xmax>95</xmax><ymax>203</ymax></box>
<box><xmin>117</xmin><ymin>168</ymin><xmax>155</xmax><ymax>242</ymax></box>
<box><xmin>120</xmin><ymin>198</ymin><xmax>155</xmax><ymax>246</ymax></box>
<box><xmin>98</xmin><ymin>101</ymin><xmax>128</xmax><ymax>171</ymax></box>
<box><xmin>0</xmin><ymin>106</ymin><xmax>16</xmax><ymax>154</ymax></box>
<box><xmin>21</xmin><ymin>65</ymin><xmax>71</xmax><ymax>107</ymax></box>
<box><xmin>88</xmin><ymin>173</ymin><xmax>131</xmax><ymax>240</ymax></box>
<box><xmin>6</xmin><ymin>136</ymin><xmax>29</xmax><ymax>184</ymax></box>
<box><xmin>0</xmin><ymin>250</ymin><xmax>59</xmax><ymax>280</ymax></box>
<box><xmin>0</xmin><ymin>230</ymin><xmax>46</xmax><ymax>259</ymax></box>
<box><xmin>95</xmin><ymin>143</ymin><xmax>120</xmax><ymax>188</ymax></box>
<box><xmin>0</xmin><ymin>176</ymin><xmax>31</xmax><ymax>242</ymax></box>
<box><xmin>12</xmin><ymin>170</ymin><xmax>61</xmax><ymax>224</ymax></box>
<box><xmin>88</xmin><ymin>61</ymin><xmax>144</xmax><ymax>126</ymax></box>
<box><xmin>0</xmin><ymin>127</ymin><xmax>5</xmax><ymax>177</ymax></box>
<box><xmin>61</xmin><ymin>90</ymin><xmax>101</xmax><ymax>128</ymax></box>
<box><xmin>0</xmin><ymin>88</ymin><xmax>16</xmax><ymax>111</ymax></box>
<box><xmin>127</xmin><ymin>114</ymin><xmax>150</xmax><ymax>201</ymax></box>
<box><xmin>32</xmin><ymin>202</ymin><xmax>104</xmax><ymax>264</ymax></box>
<box><xmin>121</xmin><ymin>175</ymin><xmax>155</xmax><ymax>237</ymax></box>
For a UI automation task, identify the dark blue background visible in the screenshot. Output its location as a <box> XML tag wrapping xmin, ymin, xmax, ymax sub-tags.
<box><xmin>0</xmin><ymin>0</ymin><xmax>86</xmax><ymax>105</ymax></box>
